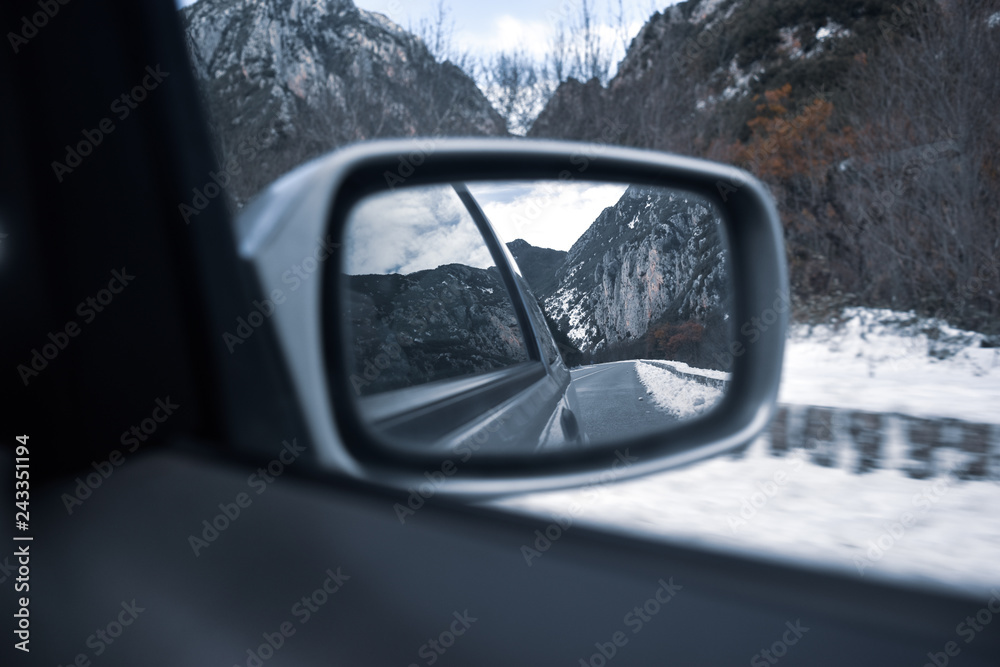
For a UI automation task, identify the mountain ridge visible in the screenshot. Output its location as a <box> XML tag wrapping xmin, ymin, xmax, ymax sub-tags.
<box><xmin>180</xmin><ymin>0</ymin><xmax>507</xmax><ymax>205</ymax></box>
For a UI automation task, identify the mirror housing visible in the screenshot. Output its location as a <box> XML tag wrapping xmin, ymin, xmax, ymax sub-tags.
<box><xmin>235</xmin><ymin>138</ymin><xmax>787</xmax><ymax>496</ymax></box>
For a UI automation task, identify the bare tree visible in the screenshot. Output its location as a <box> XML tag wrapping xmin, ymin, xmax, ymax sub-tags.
<box><xmin>574</xmin><ymin>0</ymin><xmax>610</xmax><ymax>83</ymax></box>
<box><xmin>414</xmin><ymin>0</ymin><xmax>476</xmax><ymax>73</ymax></box>
<box><xmin>548</xmin><ymin>21</ymin><xmax>570</xmax><ymax>83</ymax></box>
<box><xmin>611</xmin><ymin>0</ymin><xmax>631</xmax><ymax>61</ymax></box>
<box><xmin>479</xmin><ymin>49</ymin><xmax>550</xmax><ymax>135</ymax></box>
<box><xmin>834</xmin><ymin>0</ymin><xmax>1000</xmax><ymax>330</ymax></box>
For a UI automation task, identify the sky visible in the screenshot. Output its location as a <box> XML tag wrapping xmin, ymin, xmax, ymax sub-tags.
<box><xmin>175</xmin><ymin>0</ymin><xmax>676</xmax><ymax>69</ymax></box>
<box><xmin>345</xmin><ymin>181</ymin><xmax>628</xmax><ymax>275</ymax></box>
<box><xmin>352</xmin><ymin>0</ymin><xmax>664</xmax><ymax>64</ymax></box>
<box><xmin>469</xmin><ymin>181</ymin><xmax>627</xmax><ymax>251</ymax></box>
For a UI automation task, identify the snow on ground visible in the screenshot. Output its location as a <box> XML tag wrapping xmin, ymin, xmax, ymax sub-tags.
<box><xmin>498</xmin><ymin>435</ymin><xmax>1000</xmax><ymax>597</ymax></box>
<box><xmin>781</xmin><ymin>308</ymin><xmax>1000</xmax><ymax>423</ymax></box>
<box><xmin>635</xmin><ymin>361</ymin><xmax>723</xmax><ymax>419</ymax></box>
<box><xmin>497</xmin><ymin>308</ymin><xmax>1000</xmax><ymax>597</ymax></box>
<box><xmin>649</xmin><ymin>359</ymin><xmax>731</xmax><ymax>382</ymax></box>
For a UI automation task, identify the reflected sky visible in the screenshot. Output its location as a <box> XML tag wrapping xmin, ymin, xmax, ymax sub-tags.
<box><xmin>345</xmin><ymin>184</ymin><xmax>494</xmax><ymax>275</ymax></box>
<box><xmin>468</xmin><ymin>181</ymin><xmax>628</xmax><ymax>251</ymax></box>
<box><xmin>346</xmin><ymin>181</ymin><xmax>632</xmax><ymax>276</ymax></box>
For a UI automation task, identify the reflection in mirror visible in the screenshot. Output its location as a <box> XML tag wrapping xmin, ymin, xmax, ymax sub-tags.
<box><xmin>340</xmin><ymin>180</ymin><xmax>732</xmax><ymax>455</ymax></box>
<box><xmin>343</xmin><ymin>184</ymin><xmax>529</xmax><ymax>396</ymax></box>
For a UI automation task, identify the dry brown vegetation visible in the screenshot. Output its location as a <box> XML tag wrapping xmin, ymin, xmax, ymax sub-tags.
<box><xmin>527</xmin><ymin>0</ymin><xmax>1000</xmax><ymax>333</ymax></box>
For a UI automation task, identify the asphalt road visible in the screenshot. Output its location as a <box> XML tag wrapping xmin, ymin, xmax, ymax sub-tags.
<box><xmin>569</xmin><ymin>360</ymin><xmax>677</xmax><ymax>443</ymax></box>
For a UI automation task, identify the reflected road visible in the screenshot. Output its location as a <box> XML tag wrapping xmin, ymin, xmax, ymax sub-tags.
<box><xmin>569</xmin><ymin>360</ymin><xmax>677</xmax><ymax>443</ymax></box>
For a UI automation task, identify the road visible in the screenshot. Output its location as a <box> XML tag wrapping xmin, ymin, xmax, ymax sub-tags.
<box><xmin>569</xmin><ymin>360</ymin><xmax>677</xmax><ymax>443</ymax></box>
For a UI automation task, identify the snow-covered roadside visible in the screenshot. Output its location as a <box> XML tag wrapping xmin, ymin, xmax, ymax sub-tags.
<box><xmin>498</xmin><ymin>434</ymin><xmax>1000</xmax><ymax>597</ymax></box>
<box><xmin>781</xmin><ymin>308</ymin><xmax>1000</xmax><ymax>423</ymax></box>
<box><xmin>648</xmin><ymin>359</ymin><xmax>731</xmax><ymax>382</ymax></box>
<box><xmin>497</xmin><ymin>308</ymin><xmax>1000</xmax><ymax>597</ymax></box>
<box><xmin>634</xmin><ymin>361</ymin><xmax>723</xmax><ymax>419</ymax></box>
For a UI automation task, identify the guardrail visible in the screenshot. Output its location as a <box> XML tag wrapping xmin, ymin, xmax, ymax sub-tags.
<box><xmin>740</xmin><ymin>404</ymin><xmax>1000</xmax><ymax>481</ymax></box>
<box><xmin>641</xmin><ymin>359</ymin><xmax>731</xmax><ymax>391</ymax></box>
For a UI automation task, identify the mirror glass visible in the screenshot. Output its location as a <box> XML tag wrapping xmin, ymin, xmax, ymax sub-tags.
<box><xmin>339</xmin><ymin>180</ymin><xmax>733</xmax><ymax>455</ymax></box>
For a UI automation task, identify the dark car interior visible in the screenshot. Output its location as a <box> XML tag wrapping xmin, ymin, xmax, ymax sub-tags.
<box><xmin>3</xmin><ymin>0</ymin><xmax>998</xmax><ymax>664</ymax></box>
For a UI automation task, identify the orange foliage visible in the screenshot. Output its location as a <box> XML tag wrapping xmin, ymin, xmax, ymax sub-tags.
<box><xmin>734</xmin><ymin>85</ymin><xmax>855</xmax><ymax>182</ymax></box>
<box><xmin>651</xmin><ymin>321</ymin><xmax>704</xmax><ymax>359</ymax></box>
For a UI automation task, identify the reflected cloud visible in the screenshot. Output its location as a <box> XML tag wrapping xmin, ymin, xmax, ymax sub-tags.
<box><xmin>345</xmin><ymin>185</ymin><xmax>494</xmax><ymax>275</ymax></box>
<box><xmin>469</xmin><ymin>181</ymin><xmax>628</xmax><ymax>251</ymax></box>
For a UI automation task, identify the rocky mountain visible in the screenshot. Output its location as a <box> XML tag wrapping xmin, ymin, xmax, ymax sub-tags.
<box><xmin>530</xmin><ymin>0</ymin><xmax>903</xmax><ymax>150</ymax></box>
<box><xmin>530</xmin><ymin>0</ymin><xmax>1000</xmax><ymax>334</ymax></box>
<box><xmin>345</xmin><ymin>264</ymin><xmax>527</xmax><ymax>396</ymax></box>
<box><xmin>505</xmin><ymin>239</ymin><xmax>567</xmax><ymax>303</ymax></box>
<box><xmin>537</xmin><ymin>186</ymin><xmax>730</xmax><ymax>358</ymax></box>
<box><xmin>180</xmin><ymin>0</ymin><xmax>506</xmax><ymax>205</ymax></box>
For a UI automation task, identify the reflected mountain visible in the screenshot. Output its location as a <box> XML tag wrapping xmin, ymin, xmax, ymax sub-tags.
<box><xmin>344</xmin><ymin>264</ymin><xmax>527</xmax><ymax>396</ymax></box>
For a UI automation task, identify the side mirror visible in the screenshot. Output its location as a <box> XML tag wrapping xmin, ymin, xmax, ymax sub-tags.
<box><xmin>236</xmin><ymin>139</ymin><xmax>787</xmax><ymax>496</ymax></box>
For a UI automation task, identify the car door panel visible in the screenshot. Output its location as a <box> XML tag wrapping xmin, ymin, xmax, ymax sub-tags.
<box><xmin>31</xmin><ymin>450</ymin><xmax>999</xmax><ymax>666</ymax></box>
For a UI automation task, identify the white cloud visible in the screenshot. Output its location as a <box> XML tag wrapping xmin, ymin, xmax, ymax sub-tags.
<box><xmin>456</xmin><ymin>14</ymin><xmax>647</xmax><ymax>79</ymax></box>
<box><xmin>345</xmin><ymin>185</ymin><xmax>494</xmax><ymax>275</ymax></box>
<box><xmin>456</xmin><ymin>15</ymin><xmax>552</xmax><ymax>61</ymax></box>
<box><xmin>345</xmin><ymin>180</ymin><xmax>629</xmax><ymax>277</ymax></box>
<box><xmin>469</xmin><ymin>180</ymin><xmax>628</xmax><ymax>251</ymax></box>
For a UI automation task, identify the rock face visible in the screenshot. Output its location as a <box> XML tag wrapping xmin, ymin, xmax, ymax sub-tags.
<box><xmin>180</xmin><ymin>0</ymin><xmax>507</xmax><ymax>204</ymax></box>
<box><xmin>505</xmin><ymin>239</ymin><xmax>567</xmax><ymax>303</ymax></box>
<box><xmin>525</xmin><ymin>76</ymin><xmax>613</xmax><ymax>145</ymax></box>
<box><xmin>543</xmin><ymin>186</ymin><xmax>729</xmax><ymax>352</ymax></box>
<box><xmin>344</xmin><ymin>264</ymin><xmax>527</xmax><ymax>396</ymax></box>
<box><xmin>529</xmin><ymin>0</ymin><xmax>899</xmax><ymax>150</ymax></box>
